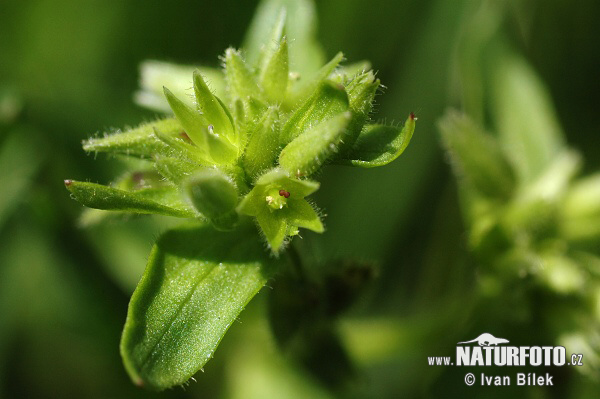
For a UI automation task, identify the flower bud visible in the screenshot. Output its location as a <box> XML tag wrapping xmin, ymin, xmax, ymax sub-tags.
<box><xmin>184</xmin><ymin>169</ymin><xmax>239</xmax><ymax>230</ymax></box>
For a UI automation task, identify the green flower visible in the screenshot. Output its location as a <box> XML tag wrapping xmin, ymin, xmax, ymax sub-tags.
<box><xmin>237</xmin><ymin>169</ymin><xmax>323</xmax><ymax>252</ymax></box>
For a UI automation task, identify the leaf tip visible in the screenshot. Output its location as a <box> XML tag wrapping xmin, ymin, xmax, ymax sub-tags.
<box><xmin>410</xmin><ymin>112</ymin><xmax>417</xmax><ymax>121</ymax></box>
<box><xmin>64</xmin><ymin>179</ymin><xmax>74</xmax><ymax>187</ymax></box>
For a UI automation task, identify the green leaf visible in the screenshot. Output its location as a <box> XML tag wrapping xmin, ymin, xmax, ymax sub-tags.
<box><xmin>120</xmin><ymin>223</ymin><xmax>277</xmax><ymax>390</ymax></box>
<box><xmin>439</xmin><ymin>110</ymin><xmax>516</xmax><ymax>199</ymax></box>
<box><xmin>279</xmin><ymin>112</ymin><xmax>351</xmax><ymax>177</ymax></box>
<box><xmin>491</xmin><ymin>51</ymin><xmax>565</xmax><ymax>183</ymax></box>
<box><xmin>242</xmin><ymin>106</ymin><xmax>280</xmax><ymax>179</ymax></box>
<box><xmin>65</xmin><ymin>180</ymin><xmax>196</xmax><ymax>218</ymax></box>
<box><xmin>83</xmin><ymin>118</ymin><xmax>182</xmax><ymax>159</ymax></box>
<box><xmin>193</xmin><ymin>71</ymin><xmax>235</xmax><ymax>143</ymax></box>
<box><xmin>339</xmin><ymin>113</ymin><xmax>416</xmax><ymax>168</ymax></box>
<box><xmin>279</xmin><ymin>80</ymin><xmax>349</xmax><ymax>146</ymax></box>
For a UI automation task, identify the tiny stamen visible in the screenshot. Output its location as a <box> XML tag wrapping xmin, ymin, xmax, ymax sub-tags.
<box><xmin>279</xmin><ymin>189</ymin><xmax>290</xmax><ymax>198</ymax></box>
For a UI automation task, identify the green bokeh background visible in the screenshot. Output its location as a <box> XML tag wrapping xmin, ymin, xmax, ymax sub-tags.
<box><xmin>1</xmin><ymin>0</ymin><xmax>599</xmax><ymax>397</ymax></box>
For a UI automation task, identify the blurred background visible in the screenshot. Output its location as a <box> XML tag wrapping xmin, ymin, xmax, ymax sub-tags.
<box><xmin>1</xmin><ymin>0</ymin><xmax>599</xmax><ymax>397</ymax></box>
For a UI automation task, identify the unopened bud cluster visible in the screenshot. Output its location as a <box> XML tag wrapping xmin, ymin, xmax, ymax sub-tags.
<box><xmin>66</xmin><ymin>16</ymin><xmax>415</xmax><ymax>253</ymax></box>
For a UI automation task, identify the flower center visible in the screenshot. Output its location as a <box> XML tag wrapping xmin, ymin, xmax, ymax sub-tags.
<box><xmin>266</xmin><ymin>188</ymin><xmax>289</xmax><ymax>210</ymax></box>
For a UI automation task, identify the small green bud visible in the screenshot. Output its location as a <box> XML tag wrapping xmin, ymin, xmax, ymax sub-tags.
<box><xmin>184</xmin><ymin>169</ymin><xmax>239</xmax><ymax>230</ymax></box>
<box><xmin>242</xmin><ymin>106</ymin><xmax>280</xmax><ymax>179</ymax></box>
<box><xmin>279</xmin><ymin>111</ymin><xmax>351</xmax><ymax>177</ymax></box>
<box><xmin>184</xmin><ymin>169</ymin><xmax>238</xmax><ymax>217</ymax></box>
<box><xmin>280</xmin><ymin>80</ymin><xmax>349</xmax><ymax>146</ymax></box>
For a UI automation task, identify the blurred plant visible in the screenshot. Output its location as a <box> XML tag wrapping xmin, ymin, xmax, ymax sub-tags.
<box><xmin>440</xmin><ymin>49</ymin><xmax>600</xmax><ymax>377</ymax></box>
<box><xmin>64</xmin><ymin>0</ymin><xmax>414</xmax><ymax>390</ymax></box>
